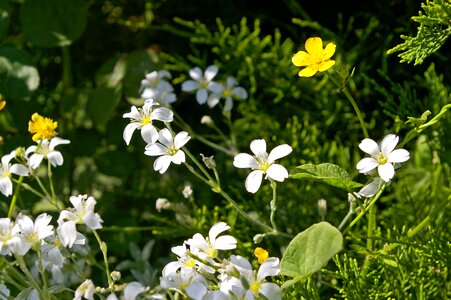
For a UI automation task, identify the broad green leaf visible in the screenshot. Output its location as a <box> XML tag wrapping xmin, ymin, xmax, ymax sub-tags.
<box><xmin>95</xmin><ymin>56</ymin><xmax>127</xmax><ymax>88</ymax></box>
<box><xmin>281</xmin><ymin>222</ymin><xmax>343</xmax><ymax>279</ymax></box>
<box><xmin>290</xmin><ymin>163</ymin><xmax>362</xmax><ymax>191</ymax></box>
<box><xmin>123</xmin><ymin>49</ymin><xmax>160</xmax><ymax>98</ymax></box>
<box><xmin>20</xmin><ymin>0</ymin><xmax>87</xmax><ymax>47</ymax></box>
<box><xmin>0</xmin><ymin>46</ymin><xmax>39</xmax><ymax>99</ymax></box>
<box><xmin>0</xmin><ymin>0</ymin><xmax>10</xmax><ymax>41</ymax></box>
<box><xmin>86</xmin><ymin>86</ymin><xmax>121</xmax><ymax>127</ymax></box>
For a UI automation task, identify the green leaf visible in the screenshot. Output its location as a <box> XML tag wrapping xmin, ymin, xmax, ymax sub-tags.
<box><xmin>122</xmin><ymin>49</ymin><xmax>160</xmax><ymax>98</ymax></box>
<box><xmin>20</xmin><ymin>0</ymin><xmax>87</xmax><ymax>48</ymax></box>
<box><xmin>0</xmin><ymin>46</ymin><xmax>39</xmax><ymax>99</ymax></box>
<box><xmin>280</xmin><ymin>222</ymin><xmax>343</xmax><ymax>279</ymax></box>
<box><xmin>86</xmin><ymin>86</ymin><xmax>121</xmax><ymax>127</ymax></box>
<box><xmin>290</xmin><ymin>163</ymin><xmax>362</xmax><ymax>191</ymax></box>
<box><xmin>406</xmin><ymin>110</ymin><xmax>432</xmax><ymax>127</ymax></box>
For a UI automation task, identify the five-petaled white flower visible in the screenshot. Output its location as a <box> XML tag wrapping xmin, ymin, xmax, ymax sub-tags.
<box><xmin>141</xmin><ymin>70</ymin><xmax>177</xmax><ymax>105</ymax></box>
<box><xmin>123</xmin><ymin>99</ymin><xmax>174</xmax><ymax>145</ymax></box>
<box><xmin>13</xmin><ymin>213</ymin><xmax>54</xmax><ymax>255</ymax></box>
<box><xmin>182</xmin><ymin>65</ymin><xmax>222</xmax><ymax>105</ymax></box>
<box><xmin>207</xmin><ymin>76</ymin><xmax>248</xmax><ymax>111</ymax></box>
<box><xmin>0</xmin><ymin>151</ymin><xmax>28</xmax><ymax>197</ymax></box>
<box><xmin>356</xmin><ymin>134</ymin><xmax>410</xmax><ymax>182</ymax></box>
<box><xmin>233</xmin><ymin>139</ymin><xmax>292</xmax><ymax>193</ymax></box>
<box><xmin>186</xmin><ymin>222</ymin><xmax>237</xmax><ymax>260</ymax></box>
<box><xmin>26</xmin><ymin>137</ymin><xmax>70</xmax><ymax>169</ymax></box>
<box><xmin>144</xmin><ymin>128</ymin><xmax>191</xmax><ymax>174</ymax></box>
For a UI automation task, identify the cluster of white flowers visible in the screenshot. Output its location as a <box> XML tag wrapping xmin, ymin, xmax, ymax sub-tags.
<box><xmin>156</xmin><ymin>222</ymin><xmax>281</xmax><ymax>300</ymax></box>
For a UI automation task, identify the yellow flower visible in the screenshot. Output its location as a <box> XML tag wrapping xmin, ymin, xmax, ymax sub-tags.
<box><xmin>0</xmin><ymin>94</ymin><xmax>5</xmax><ymax>111</ymax></box>
<box><xmin>254</xmin><ymin>247</ymin><xmax>269</xmax><ymax>264</ymax></box>
<box><xmin>28</xmin><ymin>113</ymin><xmax>58</xmax><ymax>141</ymax></box>
<box><xmin>292</xmin><ymin>37</ymin><xmax>336</xmax><ymax>77</ymax></box>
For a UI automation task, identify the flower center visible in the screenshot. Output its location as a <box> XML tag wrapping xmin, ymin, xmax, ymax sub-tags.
<box><xmin>250</xmin><ymin>281</ymin><xmax>261</xmax><ymax>295</ymax></box>
<box><xmin>259</xmin><ymin>161</ymin><xmax>270</xmax><ymax>172</ymax></box>
<box><xmin>0</xmin><ymin>166</ymin><xmax>10</xmax><ymax>178</ymax></box>
<box><xmin>167</xmin><ymin>146</ymin><xmax>178</xmax><ymax>156</ymax></box>
<box><xmin>198</xmin><ymin>78</ymin><xmax>209</xmax><ymax>89</ymax></box>
<box><xmin>185</xmin><ymin>258</ymin><xmax>196</xmax><ymax>268</ymax></box>
<box><xmin>223</xmin><ymin>88</ymin><xmax>232</xmax><ymax>97</ymax></box>
<box><xmin>141</xmin><ymin>116</ymin><xmax>151</xmax><ymax>125</ymax></box>
<box><xmin>376</xmin><ymin>152</ymin><xmax>388</xmax><ymax>165</ymax></box>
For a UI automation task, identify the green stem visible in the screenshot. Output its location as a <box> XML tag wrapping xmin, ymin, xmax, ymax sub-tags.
<box><xmin>11</xmin><ymin>179</ymin><xmax>45</xmax><ymax>198</ymax></box>
<box><xmin>15</xmin><ymin>255</ymin><xmax>45</xmax><ymax>299</ymax></box>
<box><xmin>342</xmin><ymin>184</ymin><xmax>386</xmax><ymax>235</ymax></box>
<box><xmin>183</xmin><ymin>147</ymin><xmax>215</xmax><ymax>183</ymax></box>
<box><xmin>269</xmin><ymin>180</ymin><xmax>278</xmax><ymax>232</ymax></box>
<box><xmin>338</xmin><ymin>197</ymin><xmax>355</xmax><ymax>230</ymax></box>
<box><xmin>92</xmin><ymin>230</ymin><xmax>113</xmax><ymax>289</ymax></box>
<box><xmin>47</xmin><ymin>160</ymin><xmax>61</xmax><ymax>210</ymax></box>
<box><xmin>367</xmin><ymin>204</ymin><xmax>376</xmax><ymax>251</ymax></box>
<box><xmin>61</xmin><ymin>46</ymin><xmax>72</xmax><ymax>88</ymax></box>
<box><xmin>36</xmin><ymin>250</ymin><xmax>48</xmax><ymax>295</ymax></box>
<box><xmin>8</xmin><ymin>176</ymin><xmax>23</xmax><ymax>218</ymax></box>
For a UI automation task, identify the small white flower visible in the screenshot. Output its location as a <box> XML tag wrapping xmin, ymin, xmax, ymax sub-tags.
<box><xmin>74</xmin><ymin>279</ymin><xmax>95</xmax><ymax>300</ymax></box>
<box><xmin>123</xmin><ymin>99</ymin><xmax>174</xmax><ymax>145</ymax></box>
<box><xmin>0</xmin><ymin>218</ymin><xmax>21</xmax><ymax>256</ymax></box>
<box><xmin>356</xmin><ymin>134</ymin><xmax>410</xmax><ymax>182</ymax></box>
<box><xmin>182</xmin><ymin>65</ymin><xmax>222</xmax><ymax>104</ymax></box>
<box><xmin>0</xmin><ymin>151</ymin><xmax>28</xmax><ymax>197</ymax></box>
<box><xmin>160</xmin><ymin>268</ymin><xmax>208</xmax><ymax>300</ymax></box>
<box><xmin>163</xmin><ymin>243</ymin><xmax>215</xmax><ymax>274</ymax></box>
<box><xmin>13</xmin><ymin>213</ymin><xmax>54</xmax><ymax>255</ymax></box>
<box><xmin>144</xmin><ymin>128</ymin><xmax>191</xmax><ymax>174</ymax></box>
<box><xmin>58</xmin><ymin>195</ymin><xmax>103</xmax><ymax>230</ymax></box>
<box><xmin>233</xmin><ymin>139</ymin><xmax>292</xmax><ymax>193</ymax></box>
<box><xmin>186</xmin><ymin>222</ymin><xmax>237</xmax><ymax>260</ymax></box>
<box><xmin>140</xmin><ymin>70</ymin><xmax>173</xmax><ymax>94</ymax></box>
<box><xmin>207</xmin><ymin>76</ymin><xmax>248</xmax><ymax>111</ymax></box>
<box><xmin>26</xmin><ymin>137</ymin><xmax>70</xmax><ymax>169</ymax></box>
<box><xmin>142</xmin><ymin>87</ymin><xmax>177</xmax><ymax>105</ymax></box>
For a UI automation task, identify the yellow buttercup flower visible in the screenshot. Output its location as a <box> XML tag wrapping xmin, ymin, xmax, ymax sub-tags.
<box><xmin>28</xmin><ymin>113</ymin><xmax>58</xmax><ymax>141</ymax></box>
<box><xmin>292</xmin><ymin>37</ymin><xmax>336</xmax><ymax>77</ymax></box>
<box><xmin>0</xmin><ymin>94</ymin><xmax>5</xmax><ymax>111</ymax></box>
<box><xmin>254</xmin><ymin>247</ymin><xmax>269</xmax><ymax>264</ymax></box>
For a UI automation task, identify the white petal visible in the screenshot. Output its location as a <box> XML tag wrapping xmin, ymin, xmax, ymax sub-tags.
<box><xmin>358</xmin><ymin>178</ymin><xmax>382</xmax><ymax>198</ymax></box>
<box><xmin>1</xmin><ymin>153</ymin><xmax>14</xmax><ymax>166</ymax></box>
<box><xmin>204</xmin><ymin>65</ymin><xmax>219</xmax><ymax>81</ymax></box>
<box><xmin>157</xmin><ymin>128</ymin><xmax>172</xmax><ymax>146</ymax></box>
<box><xmin>358</xmin><ymin>138</ymin><xmax>380</xmax><ymax>156</ymax></box>
<box><xmin>47</xmin><ymin>151</ymin><xmax>64</xmax><ymax>167</ymax></box>
<box><xmin>223</xmin><ymin>97</ymin><xmax>233</xmax><ymax>112</ymax></box>
<box><xmin>207</xmin><ymin>81</ymin><xmax>223</xmax><ymax>94</ymax></box>
<box><xmin>157</xmin><ymin>81</ymin><xmax>173</xmax><ymax>93</ymax></box>
<box><xmin>174</xmin><ymin>131</ymin><xmax>191</xmax><ymax>148</ymax></box>
<box><xmin>245</xmin><ymin>170</ymin><xmax>264</xmax><ymax>193</ymax></box>
<box><xmin>158</xmin><ymin>70</ymin><xmax>172</xmax><ymax>79</ymax></box>
<box><xmin>250</xmin><ymin>139</ymin><xmax>267</xmax><ymax>158</ymax></box>
<box><xmin>152</xmin><ymin>107</ymin><xmax>174</xmax><ymax>122</ymax></box>
<box><xmin>145</xmin><ymin>143</ymin><xmax>167</xmax><ymax>156</ymax></box>
<box><xmin>122</xmin><ymin>106</ymin><xmax>140</xmax><ymax>119</ymax></box>
<box><xmin>387</xmin><ymin>149</ymin><xmax>410</xmax><ymax>163</ymax></box>
<box><xmin>268</xmin><ymin>144</ymin><xmax>292</xmax><ymax>163</ymax></box>
<box><xmin>266</xmin><ymin>164</ymin><xmax>289</xmax><ymax>182</ymax></box>
<box><xmin>189</xmin><ymin>67</ymin><xmax>203</xmax><ymax>81</ymax></box>
<box><xmin>29</xmin><ymin>153</ymin><xmax>44</xmax><ymax>169</ymax></box>
<box><xmin>207</xmin><ymin>94</ymin><xmax>220</xmax><ymax>108</ymax></box>
<box><xmin>124</xmin><ymin>282</ymin><xmax>147</xmax><ymax>300</ymax></box>
<box><xmin>380</xmin><ymin>134</ymin><xmax>399</xmax><ymax>155</ymax></box>
<box><xmin>25</xmin><ymin>145</ymin><xmax>37</xmax><ymax>157</ymax></box>
<box><xmin>57</xmin><ymin>221</ymin><xmax>77</xmax><ymax>248</ymax></box>
<box><xmin>141</xmin><ymin>88</ymin><xmax>157</xmax><ymax>99</ymax></box>
<box><xmin>141</xmin><ymin>124</ymin><xmax>159</xmax><ymax>144</ymax></box>
<box><xmin>154</xmin><ymin>156</ymin><xmax>172</xmax><ymax>174</ymax></box>
<box><xmin>213</xmin><ymin>235</ymin><xmax>237</xmax><ymax>250</ymax></box>
<box><xmin>163</xmin><ymin>92</ymin><xmax>177</xmax><ymax>104</ymax></box>
<box><xmin>0</xmin><ymin>177</ymin><xmax>12</xmax><ymax>196</ymax></box>
<box><xmin>233</xmin><ymin>153</ymin><xmax>258</xmax><ymax>169</ymax></box>
<box><xmin>171</xmin><ymin>151</ymin><xmax>185</xmax><ymax>164</ymax></box>
<box><xmin>258</xmin><ymin>283</ymin><xmax>281</xmax><ymax>300</ymax></box>
<box><xmin>226</xmin><ymin>76</ymin><xmax>238</xmax><ymax>87</ymax></box>
<box><xmin>209</xmin><ymin>222</ymin><xmax>230</xmax><ymax>242</ymax></box>
<box><xmin>49</xmin><ymin>137</ymin><xmax>70</xmax><ymax>149</ymax></box>
<box><xmin>82</xmin><ymin>211</ymin><xmax>103</xmax><ymax>230</ymax></box>
<box><xmin>10</xmin><ymin>164</ymin><xmax>29</xmax><ymax>176</ymax></box>
<box><xmin>356</xmin><ymin>157</ymin><xmax>379</xmax><ymax>173</ymax></box>
<box><xmin>196</xmin><ymin>89</ymin><xmax>208</xmax><ymax>104</ymax></box>
<box><xmin>182</xmin><ymin>80</ymin><xmax>199</xmax><ymax>92</ymax></box>
<box><xmin>123</xmin><ymin>123</ymin><xmax>139</xmax><ymax>145</ymax></box>
<box><xmin>186</xmin><ymin>281</ymin><xmax>207</xmax><ymax>300</ymax></box>
<box><xmin>378</xmin><ymin>163</ymin><xmax>395</xmax><ymax>182</ymax></box>
<box><xmin>232</xmin><ymin>86</ymin><xmax>248</xmax><ymax>99</ymax></box>
<box><xmin>257</xmin><ymin>257</ymin><xmax>280</xmax><ymax>280</ymax></box>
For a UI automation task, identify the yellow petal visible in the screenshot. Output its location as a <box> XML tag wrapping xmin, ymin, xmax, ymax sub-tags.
<box><xmin>0</xmin><ymin>101</ymin><xmax>5</xmax><ymax>111</ymax></box>
<box><xmin>318</xmin><ymin>60</ymin><xmax>335</xmax><ymax>72</ymax></box>
<box><xmin>323</xmin><ymin>42</ymin><xmax>336</xmax><ymax>60</ymax></box>
<box><xmin>305</xmin><ymin>37</ymin><xmax>323</xmax><ymax>56</ymax></box>
<box><xmin>292</xmin><ymin>51</ymin><xmax>315</xmax><ymax>67</ymax></box>
<box><xmin>298</xmin><ymin>66</ymin><xmax>318</xmax><ymax>77</ymax></box>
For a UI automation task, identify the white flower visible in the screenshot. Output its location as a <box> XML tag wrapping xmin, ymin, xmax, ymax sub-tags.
<box><xmin>207</xmin><ymin>76</ymin><xmax>248</xmax><ymax>111</ymax></box>
<box><xmin>142</xmin><ymin>87</ymin><xmax>177</xmax><ymax>105</ymax></box>
<box><xmin>13</xmin><ymin>213</ymin><xmax>54</xmax><ymax>255</ymax></box>
<box><xmin>25</xmin><ymin>137</ymin><xmax>70</xmax><ymax>169</ymax></box>
<box><xmin>221</xmin><ymin>255</ymin><xmax>281</xmax><ymax>300</ymax></box>
<box><xmin>356</xmin><ymin>134</ymin><xmax>410</xmax><ymax>182</ymax></box>
<box><xmin>140</xmin><ymin>70</ymin><xmax>173</xmax><ymax>94</ymax></box>
<box><xmin>160</xmin><ymin>268</ymin><xmax>208</xmax><ymax>300</ymax></box>
<box><xmin>0</xmin><ymin>218</ymin><xmax>21</xmax><ymax>256</ymax></box>
<box><xmin>186</xmin><ymin>222</ymin><xmax>237</xmax><ymax>260</ymax></box>
<box><xmin>56</xmin><ymin>220</ymin><xmax>86</xmax><ymax>248</ymax></box>
<box><xmin>163</xmin><ymin>243</ymin><xmax>215</xmax><ymax>274</ymax></box>
<box><xmin>358</xmin><ymin>177</ymin><xmax>383</xmax><ymax>198</ymax></box>
<box><xmin>0</xmin><ymin>151</ymin><xmax>29</xmax><ymax>197</ymax></box>
<box><xmin>233</xmin><ymin>139</ymin><xmax>292</xmax><ymax>193</ymax></box>
<box><xmin>74</xmin><ymin>279</ymin><xmax>95</xmax><ymax>300</ymax></box>
<box><xmin>123</xmin><ymin>99</ymin><xmax>174</xmax><ymax>145</ymax></box>
<box><xmin>123</xmin><ymin>281</ymin><xmax>149</xmax><ymax>300</ymax></box>
<box><xmin>144</xmin><ymin>128</ymin><xmax>191</xmax><ymax>174</ymax></box>
<box><xmin>182</xmin><ymin>65</ymin><xmax>222</xmax><ymax>104</ymax></box>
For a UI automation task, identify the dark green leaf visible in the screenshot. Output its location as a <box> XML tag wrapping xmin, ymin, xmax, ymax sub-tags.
<box><xmin>86</xmin><ymin>86</ymin><xmax>121</xmax><ymax>127</ymax></box>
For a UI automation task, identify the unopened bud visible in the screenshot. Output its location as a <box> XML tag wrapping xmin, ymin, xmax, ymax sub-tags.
<box><xmin>200</xmin><ymin>154</ymin><xmax>216</xmax><ymax>169</ymax></box>
<box><xmin>110</xmin><ymin>271</ymin><xmax>121</xmax><ymax>282</ymax></box>
<box><xmin>155</xmin><ymin>198</ymin><xmax>171</xmax><ymax>212</ymax></box>
<box><xmin>200</xmin><ymin>115</ymin><xmax>213</xmax><ymax>125</ymax></box>
<box><xmin>253</xmin><ymin>233</ymin><xmax>265</xmax><ymax>244</ymax></box>
<box><xmin>182</xmin><ymin>184</ymin><xmax>193</xmax><ymax>199</ymax></box>
<box><xmin>317</xmin><ymin>199</ymin><xmax>327</xmax><ymax>219</ymax></box>
<box><xmin>15</xmin><ymin>147</ymin><xmax>25</xmax><ymax>160</ymax></box>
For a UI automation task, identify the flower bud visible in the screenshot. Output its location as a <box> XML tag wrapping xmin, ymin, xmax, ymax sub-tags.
<box><xmin>110</xmin><ymin>271</ymin><xmax>121</xmax><ymax>282</ymax></box>
<box><xmin>182</xmin><ymin>184</ymin><xmax>193</xmax><ymax>199</ymax></box>
<box><xmin>155</xmin><ymin>198</ymin><xmax>171</xmax><ymax>212</ymax></box>
<box><xmin>200</xmin><ymin>115</ymin><xmax>213</xmax><ymax>126</ymax></box>
<box><xmin>253</xmin><ymin>233</ymin><xmax>265</xmax><ymax>244</ymax></box>
<box><xmin>317</xmin><ymin>199</ymin><xmax>327</xmax><ymax>219</ymax></box>
<box><xmin>200</xmin><ymin>154</ymin><xmax>216</xmax><ymax>169</ymax></box>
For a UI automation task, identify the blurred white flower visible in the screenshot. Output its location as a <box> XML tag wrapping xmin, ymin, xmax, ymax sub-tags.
<box><xmin>233</xmin><ymin>139</ymin><xmax>292</xmax><ymax>193</ymax></box>
<box><xmin>356</xmin><ymin>134</ymin><xmax>410</xmax><ymax>182</ymax></box>
<box><xmin>74</xmin><ymin>279</ymin><xmax>95</xmax><ymax>300</ymax></box>
<box><xmin>0</xmin><ymin>151</ymin><xmax>28</xmax><ymax>197</ymax></box>
<box><xmin>207</xmin><ymin>76</ymin><xmax>247</xmax><ymax>111</ymax></box>
<box><xmin>123</xmin><ymin>281</ymin><xmax>149</xmax><ymax>300</ymax></box>
<box><xmin>140</xmin><ymin>70</ymin><xmax>173</xmax><ymax>94</ymax></box>
<box><xmin>0</xmin><ymin>283</ymin><xmax>10</xmax><ymax>298</ymax></box>
<box><xmin>123</xmin><ymin>99</ymin><xmax>174</xmax><ymax>145</ymax></box>
<box><xmin>163</xmin><ymin>243</ymin><xmax>215</xmax><ymax>275</ymax></box>
<box><xmin>182</xmin><ymin>66</ymin><xmax>222</xmax><ymax>104</ymax></box>
<box><xmin>26</xmin><ymin>137</ymin><xmax>70</xmax><ymax>169</ymax></box>
<box><xmin>144</xmin><ymin>128</ymin><xmax>191</xmax><ymax>174</ymax></box>
<box><xmin>186</xmin><ymin>222</ymin><xmax>237</xmax><ymax>260</ymax></box>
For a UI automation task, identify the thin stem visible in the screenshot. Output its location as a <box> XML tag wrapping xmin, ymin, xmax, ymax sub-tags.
<box><xmin>35</xmin><ymin>175</ymin><xmax>51</xmax><ymax>199</ymax></box>
<box><xmin>183</xmin><ymin>147</ymin><xmax>215</xmax><ymax>183</ymax></box>
<box><xmin>342</xmin><ymin>184</ymin><xmax>386</xmax><ymax>235</ymax></box>
<box><xmin>92</xmin><ymin>230</ymin><xmax>113</xmax><ymax>289</ymax></box>
<box><xmin>11</xmin><ymin>179</ymin><xmax>45</xmax><ymax>198</ymax></box>
<box><xmin>47</xmin><ymin>160</ymin><xmax>59</xmax><ymax>209</ymax></box>
<box><xmin>183</xmin><ymin>162</ymin><xmax>211</xmax><ymax>186</ymax></box>
<box><xmin>15</xmin><ymin>255</ymin><xmax>45</xmax><ymax>298</ymax></box>
<box><xmin>367</xmin><ymin>204</ymin><xmax>376</xmax><ymax>251</ymax></box>
<box><xmin>8</xmin><ymin>176</ymin><xmax>24</xmax><ymax>218</ymax></box>
<box><xmin>269</xmin><ymin>180</ymin><xmax>278</xmax><ymax>231</ymax></box>
<box><xmin>36</xmin><ymin>250</ymin><xmax>49</xmax><ymax>295</ymax></box>
<box><xmin>338</xmin><ymin>197</ymin><xmax>355</xmax><ymax>230</ymax></box>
